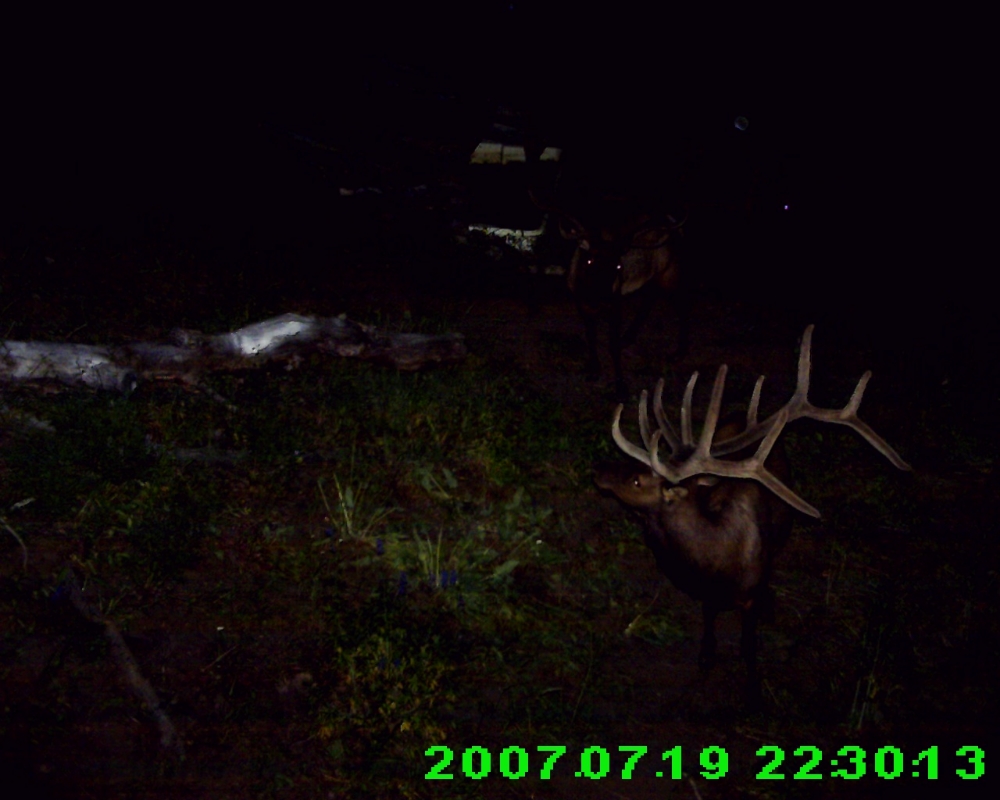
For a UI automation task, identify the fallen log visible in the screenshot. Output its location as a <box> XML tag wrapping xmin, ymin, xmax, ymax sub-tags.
<box><xmin>0</xmin><ymin>313</ymin><xmax>467</xmax><ymax>393</ymax></box>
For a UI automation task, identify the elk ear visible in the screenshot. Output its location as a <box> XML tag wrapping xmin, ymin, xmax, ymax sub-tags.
<box><xmin>632</xmin><ymin>226</ymin><xmax>673</xmax><ymax>249</ymax></box>
<box><xmin>558</xmin><ymin>216</ymin><xmax>587</xmax><ymax>241</ymax></box>
<box><xmin>662</xmin><ymin>486</ymin><xmax>688</xmax><ymax>503</ymax></box>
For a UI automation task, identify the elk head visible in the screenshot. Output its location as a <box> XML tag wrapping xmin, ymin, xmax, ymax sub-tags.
<box><xmin>559</xmin><ymin>210</ymin><xmax>681</xmax><ymax>299</ymax></box>
<box><xmin>597</xmin><ymin>325</ymin><xmax>911</xmax><ymax>707</ymax></box>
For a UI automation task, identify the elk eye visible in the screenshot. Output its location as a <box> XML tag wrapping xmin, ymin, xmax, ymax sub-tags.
<box><xmin>632</xmin><ymin>477</ymin><xmax>641</xmax><ymax>488</ymax></box>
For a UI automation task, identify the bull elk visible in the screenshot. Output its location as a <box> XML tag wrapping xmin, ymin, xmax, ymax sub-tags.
<box><xmin>595</xmin><ymin>325</ymin><xmax>911</xmax><ymax>707</ymax></box>
<box><xmin>530</xmin><ymin>190</ymin><xmax>685</xmax><ymax>398</ymax></box>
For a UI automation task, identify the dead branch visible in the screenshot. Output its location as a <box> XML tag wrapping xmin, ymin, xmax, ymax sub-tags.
<box><xmin>62</xmin><ymin>568</ymin><xmax>185</xmax><ymax>760</ymax></box>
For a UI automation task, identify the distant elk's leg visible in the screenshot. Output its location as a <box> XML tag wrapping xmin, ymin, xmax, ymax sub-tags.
<box><xmin>621</xmin><ymin>274</ymin><xmax>688</xmax><ymax>359</ymax></box>
<box><xmin>620</xmin><ymin>283</ymin><xmax>658</xmax><ymax>348</ymax></box>
<box><xmin>740</xmin><ymin>600</ymin><xmax>763</xmax><ymax>710</ymax></box>
<box><xmin>578</xmin><ymin>302</ymin><xmax>602</xmax><ymax>381</ymax></box>
<box><xmin>756</xmin><ymin>585</ymin><xmax>776</xmax><ymax>624</ymax></box>
<box><xmin>699</xmin><ymin>605</ymin><xmax>719</xmax><ymax>672</ymax></box>
<box><xmin>672</xmin><ymin>281</ymin><xmax>691</xmax><ymax>359</ymax></box>
<box><xmin>608</xmin><ymin>297</ymin><xmax>628</xmax><ymax>398</ymax></box>
<box><xmin>528</xmin><ymin>190</ymin><xmax>684</xmax><ymax>395</ymax></box>
<box><xmin>523</xmin><ymin>138</ymin><xmax>543</xmax><ymax>167</ymax></box>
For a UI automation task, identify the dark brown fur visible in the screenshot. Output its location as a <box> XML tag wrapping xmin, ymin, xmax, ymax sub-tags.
<box><xmin>566</xmin><ymin>216</ymin><xmax>684</xmax><ymax>399</ymax></box>
<box><xmin>531</xmin><ymin>190</ymin><xmax>686</xmax><ymax>398</ymax></box>
<box><xmin>595</xmin><ymin>417</ymin><xmax>792</xmax><ymax>707</ymax></box>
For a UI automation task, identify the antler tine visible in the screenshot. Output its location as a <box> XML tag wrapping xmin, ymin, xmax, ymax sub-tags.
<box><xmin>846</xmin><ymin>370</ymin><xmax>870</xmax><ymax>415</ymax></box>
<box><xmin>796</xmin><ymin>370</ymin><xmax>912</xmax><ymax>471</ymax></box>
<box><xmin>649</xmin><ymin>428</ymin><xmax>679</xmax><ymax>482</ymax></box>
<box><xmin>609</xmin><ymin>325</ymin><xmax>909</xmax><ymax>518</ymax></box>
<box><xmin>680</xmin><ymin>371</ymin><xmax>698</xmax><ymax>448</ymax></box>
<box><xmin>857</xmin><ymin>424</ymin><xmax>910</xmax><ymax>471</ymax></box>
<box><xmin>694</xmin><ymin>365</ymin><xmax>728</xmax><ymax>458</ymax></box>
<box><xmin>709</xmin><ymin>329</ymin><xmax>813</xmax><ymax>455</ymax></box>
<box><xmin>609</xmin><ymin>381</ymin><xmax>683</xmax><ymax>483</ymax></box>
<box><xmin>747</xmin><ymin>375</ymin><xmax>764</xmax><ymax>429</ymax></box>
<box><xmin>638</xmin><ymin>390</ymin><xmax>652</xmax><ymax>449</ymax></box>
<box><xmin>710</xmin><ymin>325</ymin><xmax>910</xmax><ymax>471</ymax></box>
<box><xmin>745</xmin><ymin>407</ymin><xmax>821</xmax><ymax>518</ymax></box>
<box><xmin>702</xmin><ymin>405</ymin><xmax>813</xmax><ymax>515</ymax></box>
<box><xmin>671</xmin><ymin>404</ymin><xmax>823</xmax><ymax>518</ymax></box>
<box><xmin>796</xmin><ymin>323</ymin><xmax>814</xmax><ymax>401</ymax></box>
<box><xmin>652</xmin><ymin>378</ymin><xmax>681</xmax><ymax>454</ymax></box>
<box><xmin>611</xmin><ymin>403</ymin><xmax>654</xmax><ymax>467</ymax></box>
<box><xmin>833</xmin><ymin>412</ymin><xmax>912</xmax><ymax>471</ymax></box>
<box><xmin>784</xmin><ymin>329</ymin><xmax>910</xmax><ymax>471</ymax></box>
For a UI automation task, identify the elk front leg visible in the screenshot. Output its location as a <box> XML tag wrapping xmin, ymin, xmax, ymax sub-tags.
<box><xmin>671</xmin><ymin>282</ymin><xmax>691</xmax><ymax>359</ymax></box>
<box><xmin>621</xmin><ymin>284</ymin><xmax>658</xmax><ymax>347</ymax></box>
<box><xmin>577</xmin><ymin>301</ymin><xmax>601</xmax><ymax>382</ymax></box>
<box><xmin>609</xmin><ymin>296</ymin><xmax>629</xmax><ymax>399</ymax></box>
<box><xmin>699</xmin><ymin>605</ymin><xmax>718</xmax><ymax>672</ymax></box>
<box><xmin>740</xmin><ymin>602</ymin><xmax>763</xmax><ymax>710</ymax></box>
<box><xmin>623</xmin><ymin>282</ymin><xmax>689</xmax><ymax>359</ymax></box>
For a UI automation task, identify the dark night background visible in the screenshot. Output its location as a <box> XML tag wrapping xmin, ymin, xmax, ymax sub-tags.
<box><xmin>1</xmin><ymin>4</ymin><xmax>996</xmax><ymax>797</ymax></box>
<box><xmin>2</xmin><ymin>4</ymin><xmax>985</xmax><ymax>328</ymax></box>
<box><xmin>2</xmin><ymin>4</ymin><xmax>989</xmax><ymax>377</ymax></box>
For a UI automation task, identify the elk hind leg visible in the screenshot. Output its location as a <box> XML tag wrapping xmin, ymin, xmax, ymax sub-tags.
<box><xmin>740</xmin><ymin>601</ymin><xmax>763</xmax><ymax>710</ymax></box>
<box><xmin>698</xmin><ymin>605</ymin><xmax>719</xmax><ymax>672</ymax></box>
<box><xmin>608</xmin><ymin>299</ymin><xmax>629</xmax><ymax>399</ymax></box>
<box><xmin>578</xmin><ymin>304</ymin><xmax>601</xmax><ymax>381</ymax></box>
<box><xmin>670</xmin><ymin>282</ymin><xmax>691</xmax><ymax>359</ymax></box>
<box><xmin>621</xmin><ymin>284</ymin><xmax>657</xmax><ymax>347</ymax></box>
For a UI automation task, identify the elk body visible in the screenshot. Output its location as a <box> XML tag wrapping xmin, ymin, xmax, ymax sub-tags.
<box><xmin>596</xmin><ymin>326</ymin><xmax>911</xmax><ymax>707</ymax></box>
<box><xmin>532</xmin><ymin>191</ymin><xmax>685</xmax><ymax>398</ymax></box>
<box><xmin>596</xmin><ymin>414</ymin><xmax>792</xmax><ymax>698</ymax></box>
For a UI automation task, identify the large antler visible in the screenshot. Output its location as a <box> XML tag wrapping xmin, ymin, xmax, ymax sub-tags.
<box><xmin>611</xmin><ymin>325</ymin><xmax>911</xmax><ymax>518</ymax></box>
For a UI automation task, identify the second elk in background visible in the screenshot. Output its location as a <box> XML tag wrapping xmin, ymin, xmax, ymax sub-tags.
<box><xmin>531</xmin><ymin>190</ymin><xmax>686</xmax><ymax>399</ymax></box>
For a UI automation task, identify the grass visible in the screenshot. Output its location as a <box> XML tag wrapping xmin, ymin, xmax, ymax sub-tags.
<box><xmin>0</xmin><ymin>340</ymin><xmax>605</xmax><ymax>796</ymax></box>
<box><xmin>1</xmin><ymin>252</ymin><xmax>996</xmax><ymax>798</ymax></box>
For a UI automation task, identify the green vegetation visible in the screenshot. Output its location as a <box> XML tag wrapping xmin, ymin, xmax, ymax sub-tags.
<box><xmin>1</xmin><ymin>255</ymin><xmax>995</xmax><ymax>798</ymax></box>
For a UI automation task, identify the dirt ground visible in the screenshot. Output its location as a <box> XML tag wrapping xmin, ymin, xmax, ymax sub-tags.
<box><xmin>326</xmin><ymin>254</ymin><xmax>999</xmax><ymax>800</ymax></box>
<box><xmin>1</xmin><ymin>210</ymin><xmax>997</xmax><ymax>800</ymax></box>
<box><xmin>380</xmin><ymin>256</ymin><xmax>998</xmax><ymax>800</ymax></box>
